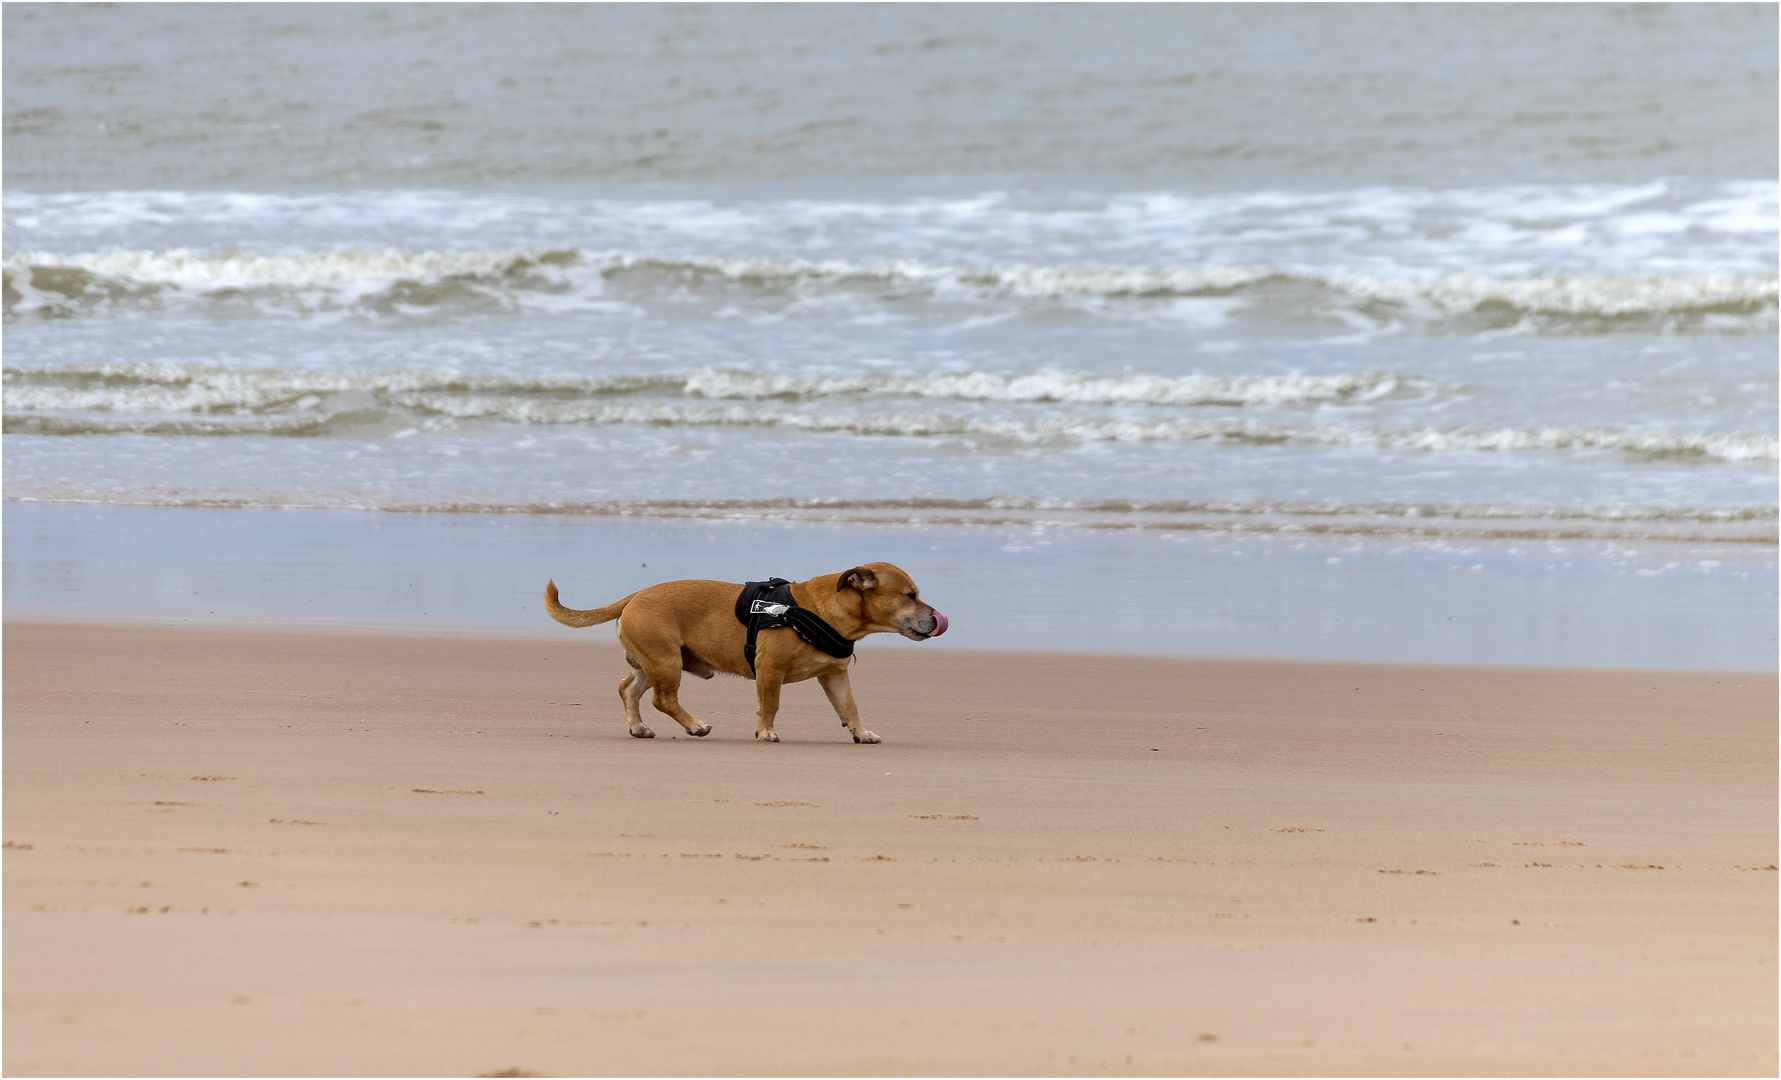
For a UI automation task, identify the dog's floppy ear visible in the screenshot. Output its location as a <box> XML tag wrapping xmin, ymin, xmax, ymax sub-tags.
<box><xmin>836</xmin><ymin>566</ymin><xmax>878</xmax><ymax>592</ymax></box>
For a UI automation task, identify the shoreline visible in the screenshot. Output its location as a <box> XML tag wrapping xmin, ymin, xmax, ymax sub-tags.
<box><xmin>9</xmin><ymin>495</ymin><xmax>1776</xmax><ymax>546</ymax></box>
<box><xmin>7</xmin><ymin>503</ymin><xmax>1775</xmax><ymax>671</ymax></box>
<box><xmin>4</xmin><ymin>610</ymin><xmax>1776</xmax><ymax>676</ymax></box>
<box><xmin>5</xmin><ymin>620</ymin><xmax>1775</xmax><ymax>1076</ymax></box>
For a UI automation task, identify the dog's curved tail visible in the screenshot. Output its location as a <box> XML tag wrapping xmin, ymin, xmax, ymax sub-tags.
<box><xmin>543</xmin><ymin>580</ymin><xmax>633</xmax><ymax>628</ymax></box>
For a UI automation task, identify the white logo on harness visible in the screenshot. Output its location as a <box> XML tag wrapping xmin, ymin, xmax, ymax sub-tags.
<box><xmin>750</xmin><ymin>600</ymin><xmax>790</xmax><ymax>616</ymax></box>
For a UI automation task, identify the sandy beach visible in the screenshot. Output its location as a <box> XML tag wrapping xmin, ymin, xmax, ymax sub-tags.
<box><xmin>7</xmin><ymin>5</ymin><xmax>1775</xmax><ymax>1077</ymax></box>
<box><xmin>3</xmin><ymin>620</ymin><xmax>1773</xmax><ymax>1077</ymax></box>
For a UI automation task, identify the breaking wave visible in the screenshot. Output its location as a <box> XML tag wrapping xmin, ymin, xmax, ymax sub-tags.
<box><xmin>1</xmin><ymin>362</ymin><xmax>1432</xmax><ymax>413</ymax></box>
<box><xmin>386</xmin><ymin>398</ymin><xmax>1777</xmax><ymax>462</ymax></box>
<box><xmin>1</xmin><ymin>248</ymin><xmax>587</xmax><ymax>319</ymax></box>
<box><xmin>7</xmin><ymin>361</ymin><xmax>1770</xmax><ymax>461</ymax></box>
<box><xmin>7</xmin><ymin>387</ymin><xmax>1772</xmax><ymax>465</ymax></box>
<box><xmin>2</xmin><ymin>362</ymin><xmax>680</xmax><ymax>414</ymax></box>
<box><xmin>5</xmin><ymin>247</ymin><xmax>1774</xmax><ymax>325</ymax></box>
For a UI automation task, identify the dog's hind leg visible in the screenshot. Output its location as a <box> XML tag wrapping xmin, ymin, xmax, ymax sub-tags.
<box><xmin>818</xmin><ymin>670</ymin><xmax>880</xmax><ymax>744</ymax></box>
<box><xmin>638</xmin><ymin>656</ymin><xmax>713</xmax><ymax>738</ymax></box>
<box><xmin>618</xmin><ymin>657</ymin><xmax>655</xmax><ymax>739</ymax></box>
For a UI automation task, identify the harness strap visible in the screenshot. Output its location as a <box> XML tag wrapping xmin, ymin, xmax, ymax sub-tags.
<box><xmin>736</xmin><ymin>578</ymin><xmax>790</xmax><ymax>675</ymax></box>
<box><xmin>734</xmin><ymin>578</ymin><xmax>855</xmax><ymax>675</ymax></box>
<box><xmin>786</xmin><ymin>606</ymin><xmax>855</xmax><ymax>658</ymax></box>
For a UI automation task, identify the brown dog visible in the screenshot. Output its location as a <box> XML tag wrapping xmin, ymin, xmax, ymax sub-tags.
<box><xmin>543</xmin><ymin>562</ymin><xmax>947</xmax><ymax>743</ymax></box>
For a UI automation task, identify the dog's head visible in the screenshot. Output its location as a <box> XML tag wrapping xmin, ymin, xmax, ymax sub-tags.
<box><xmin>836</xmin><ymin>562</ymin><xmax>948</xmax><ymax>641</ymax></box>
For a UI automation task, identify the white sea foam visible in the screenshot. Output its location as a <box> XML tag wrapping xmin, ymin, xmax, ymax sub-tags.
<box><xmin>4</xmin><ymin>247</ymin><xmax>561</xmax><ymax>289</ymax></box>
<box><xmin>681</xmin><ymin>368</ymin><xmax>1420</xmax><ymax>406</ymax></box>
<box><xmin>2</xmin><ymin>246</ymin><xmax>594</xmax><ymax>320</ymax></box>
<box><xmin>1329</xmin><ymin>272</ymin><xmax>1779</xmax><ymax>317</ymax></box>
<box><xmin>9</xmin><ymin>181</ymin><xmax>1777</xmax><ymax>276</ymax></box>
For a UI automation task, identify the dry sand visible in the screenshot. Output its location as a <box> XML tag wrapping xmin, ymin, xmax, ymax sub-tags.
<box><xmin>4</xmin><ymin>620</ymin><xmax>1774</xmax><ymax>1077</ymax></box>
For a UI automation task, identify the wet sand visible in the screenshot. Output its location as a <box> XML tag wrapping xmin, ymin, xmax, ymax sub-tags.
<box><xmin>4</xmin><ymin>621</ymin><xmax>1775</xmax><ymax>1077</ymax></box>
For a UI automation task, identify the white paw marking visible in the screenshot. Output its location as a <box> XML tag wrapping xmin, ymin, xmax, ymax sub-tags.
<box><xmin>631</xmin><ymin>727</ymin><xmax>656</xmax><ymax>739</ymax></box>
<box><xmin>689</xmin><ymin>723</ymin><xmax>712</xmax><ymax>737</ymax></box>
<box><xmin>756</xmin><ymin>730</ymin><xmax>780</xmax><ymax>743</ymax></box>
<box><xmin>854</xmin><ymin>729</ymin><xmax>881</xmax><ymax>744</ymax></box>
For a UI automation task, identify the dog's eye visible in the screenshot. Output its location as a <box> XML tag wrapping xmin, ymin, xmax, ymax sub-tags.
<box><xmin>906</xmin><ymin>591</ymin><xmax>918</xmax><ymax>599</ymax></box>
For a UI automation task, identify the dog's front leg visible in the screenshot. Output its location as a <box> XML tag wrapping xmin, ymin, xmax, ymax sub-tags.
<box><xmin>753</xmin><ymin>668</ymin><xmax>786</xmax><ymax>743</ymax></box>
<box><xmin>818</xmin><ymin>670</ymin><xmax>879</xmax><ymax>744</ymax></box>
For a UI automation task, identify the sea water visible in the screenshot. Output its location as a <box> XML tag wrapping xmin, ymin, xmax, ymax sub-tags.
<box><xmin>4</xmin><ymin>4</ymin><xmax>1775</xmax><ymax>667</ymax></box>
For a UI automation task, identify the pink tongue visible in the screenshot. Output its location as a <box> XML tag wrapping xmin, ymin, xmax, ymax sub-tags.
<box><xmin>929</xmin><ymin>610</ymin><xmax>949</xmax><ymax>637</ymax></box>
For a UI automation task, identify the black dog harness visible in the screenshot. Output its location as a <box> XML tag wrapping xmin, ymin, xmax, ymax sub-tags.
<box><xmin>734</xmin><ymin>578</ymin><xmax>855</xmax><ymax>675</ymax></box>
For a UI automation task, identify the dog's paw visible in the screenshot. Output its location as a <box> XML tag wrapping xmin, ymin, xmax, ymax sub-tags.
<box><xmin>853</xmin><ymin>729</ymin><xmax>881</xmax><ymax>744</ymax></box>
<box><xmin>688</xmin><ymin>723</ymin><xmax>712</xmax><ymax>737</ymax></box>
<box><xmin>630</xmin><ymin>726</ymin><xmax>656</xmax><ymax>739</ymax></box>
<box><xmin>755</xmin><ymin>729</ymin><xmax>780</xmax><ymax>743</ymax></box>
